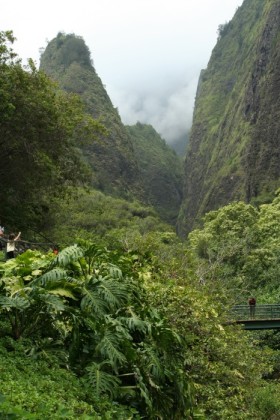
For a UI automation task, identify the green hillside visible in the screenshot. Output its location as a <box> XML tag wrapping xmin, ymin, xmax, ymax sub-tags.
<box><xmin>40</xmin><ymin>33</ymin><xmax>183</xmax><ymax>224</ymax></box>
<box><xmin>127</xmin><ymin>122</ymin><xmax>183</xmax><ymax>224</ymax></box>
<box><xmin>179</xmin><ymin>0</ymin><xmax>280</xmax><ymax>234</ymax></box>
<box><xmin>2</xmin><ymin>28</ymin><xmax>280</xmax><ymax>419</ymax></box>
<box><xmin>40</xmin><ymin>32</ymin><xmax>140</xmax><ymax>197</ymax></box>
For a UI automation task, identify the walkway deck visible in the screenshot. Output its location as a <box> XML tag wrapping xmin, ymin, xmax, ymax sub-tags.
<box><xmin>229</xmin><ymin>305</ymin><xmax>280</xmax><ymax>330</ymax></box>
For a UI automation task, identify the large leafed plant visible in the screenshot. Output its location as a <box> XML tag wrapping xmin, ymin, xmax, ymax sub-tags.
<box><xmin>0</xmin><ymin>242</ymin><xmax>193</xmax><ymax>418</ymax></box>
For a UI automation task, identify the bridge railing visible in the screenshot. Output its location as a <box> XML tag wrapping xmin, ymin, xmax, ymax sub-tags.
<box><xmin>0</xmin><ymin>237</ymin><xmax>55</xmax><ymax>255</ymax></box>
<box><xmin>230</xmin><ymin>304</ymin><xmax>280</xmax><ymax>320</ymax></box>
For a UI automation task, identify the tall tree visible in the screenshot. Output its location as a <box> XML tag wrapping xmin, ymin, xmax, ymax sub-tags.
<box><xmin>0</xmin><ymin>31</ymin><xmax>102</xmax><ymax>231</ymax></box>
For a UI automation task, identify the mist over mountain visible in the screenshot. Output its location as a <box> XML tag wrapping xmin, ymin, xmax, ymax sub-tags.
<box><xmin>108</xmin><ymin>74</ymin><xmax>197</xmax><ymax>149</ymax></box>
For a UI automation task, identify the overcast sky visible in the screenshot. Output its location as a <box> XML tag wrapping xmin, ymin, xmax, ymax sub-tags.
<box><xmin>2</xmin><ymin>0</ymin><xmax>243</xmax><ymax>144</ymax></box>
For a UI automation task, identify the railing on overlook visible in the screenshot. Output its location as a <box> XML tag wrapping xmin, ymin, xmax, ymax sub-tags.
<box><xmin>230</xmin><ymin>304</ymin><xmax>280</xmax><ymax>321</ymax></box>
<box><xmin>0</xmin><ymin>237</ymin><xmax>55</xmax><ymax>255</ymax></box>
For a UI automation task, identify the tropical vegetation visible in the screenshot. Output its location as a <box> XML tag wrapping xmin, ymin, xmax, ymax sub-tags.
<box><xmin>1</xmin><ymin>17</ymin><xmax>280</xmax><ymax>419</ymax></box>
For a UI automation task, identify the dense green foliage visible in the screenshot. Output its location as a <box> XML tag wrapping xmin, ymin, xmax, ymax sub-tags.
<box><xmin>0</xmin><ymin>342</ymin><xmax>137</xmax><ymax>419</ymax></box>
<box><xmin>44</xmin><ymin>188</ymin><xmax>172</xmax><ymax>248</ymax></box>
<box><xmin>186</xmin><ymin>194</ymin><xmax>280</xmax><ymax>418</ymax></box>
<box><xmin>0</xmin><ymin>31</ymin><xmax>102</xmax><ymax>230</ymax></box>
<box><xmin>3</xmin><ymin>10</ymin><xmax>280</xmax><ymax>418</ymax></box>
<box><xmin>3</xmin><ymin>192</ymin><xmax>280</xmax><ymax>418</ymax></box>
<box><xmin>127</xmin><ymin>123</ymin><xmax>183</xmax><ymax>224</ymax></box>
<box><xmin>0</xmin><ymin>243</ymin><xmax>194</xmax><ymax>419</ymax></box>
<box><xmin>1</xmin><ymin>213</ymin><xmax>280</xmax><ymax>418</ymax></box>
<box><xmin>188</xmin><ymin>192</ymin><xmax>280</xmax><ymax>298</ymax></box>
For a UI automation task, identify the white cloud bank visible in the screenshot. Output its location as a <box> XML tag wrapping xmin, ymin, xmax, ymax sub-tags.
<box><xmin>109</xmin><ymin>76</ymin><xmax>198</xmax><ymax>143</ymax></box>
<box><xmin>1</xmin><ymin>0</ymin><xmax>244</xmax><ymax>144</ymax></box>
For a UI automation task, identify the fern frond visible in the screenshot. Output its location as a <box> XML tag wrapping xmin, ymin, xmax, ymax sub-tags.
<box><xmin>106</xmin><ymin>264</ymin><xmax>123</xmax><ymax>280</ymax></box>
<box><xmin>84</xmin><ymin>243</ymin><xmax>107</xmax><ymax>259</ymax></box>
<box><xmin>86</xmin><ymin>361</ymin><xmax>121</xmax><ymax>398</ymax></box>
<box><xmin>0</xmin><ymin>295</ymin><xmax>30</xmax><ymax>310</ymax></box>
<box><xmin>134</xmin><ymin>367</ymin><xmax>153</xmax><ymax>410</ymax></box>
<box><xmin>32</xmin><ymin>268</ymin><xmax>68</xmax><ymax>286</ymax></box>
<box><xmin>103</xmin><ymin>315</ymin><xmax>132</xmax><ymax>341</ymax></box>
<box><xmin>96</xmin><ymin>329</ymin><xmax>127</xmax><ymax>368</ymax></box>
<box><xmin>97</xmin><ymin>278</ymin><xmax>128</xmax><ymax>310</ymax></box>
<box><xmin>39</xmin><ymin>293</ymin><xmax>66</xmax><ymax>312</ymax></box>
<box><xmin>80</xmin><ymin>287</ymin><xmax>107</xmax><ymax>317</ymax></box>
<box><xmin>142</xmin><ymin>345</ymin><xmax>165</xmax><ymax>382</ymax></box>
<box><xmin>120</xmin><ymin>307</ymin><xmax>150</xmax><ymax>334</ymax></box>
<box><xmin>52</xmin><ymin>245</ymin><xmax>84</xmax><ymax>267</ymax></box>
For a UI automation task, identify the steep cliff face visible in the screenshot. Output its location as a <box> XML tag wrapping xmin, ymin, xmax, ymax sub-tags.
<box><xmin>40</xmin><ymin>33</ymin><xmax>139</xmax><ymax>197</ymax></box>
<box><xmin>179</xmin><ymin>0</ymin><xmax>280</xmax><ymax>234</ymax></box>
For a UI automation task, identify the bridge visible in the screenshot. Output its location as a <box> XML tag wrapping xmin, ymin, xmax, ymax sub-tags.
<box><xmin>0</xmin><ymin>237</ymin><xmax>56</xmax><ymax>256</ymax></box>
<box><xmin>229</xmin><ymin>305</ymin><xmax>280</xmax><ymax>330</ymax></box>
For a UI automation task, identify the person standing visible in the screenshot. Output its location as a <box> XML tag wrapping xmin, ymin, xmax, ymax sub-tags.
<box><xmin>0</xmin><ymin>223</ymin><xmax>4</xmax><ymax>250</ymax></box>
<box><xmin>248</xmin><ymin>297</ymin><xmax>256</xmax><ymax>319</ymax></box>
<box><xmin>6</xmin><ymin>232</ymin><xmax>21</xmax><ymax>259</ymax></box>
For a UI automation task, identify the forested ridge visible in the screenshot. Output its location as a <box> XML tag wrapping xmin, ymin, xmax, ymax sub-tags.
<box><xmin>39</xmin><ymin>32</ymin><xmax>183</xmax><ymax>225</ymax></box>
<box><xmin>1</xmin><ymin>5</ymin><xmax>280</xmax><ymax>417</ymax></box>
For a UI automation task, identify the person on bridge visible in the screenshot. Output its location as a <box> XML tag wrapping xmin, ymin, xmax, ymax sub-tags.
<box><xmin>6</xmin><ymin>232</ymin><xmax>21</xmax><ymax>259</ymax></box>
<box><xmin>248</xmin><ymin>297</ymin><xmax>256</xmax><ymax>319</ymax></box>
<box><xmin>0</xmin><ymin>222</ymin><xmax>5</xmax><ymax>250</ymax></box>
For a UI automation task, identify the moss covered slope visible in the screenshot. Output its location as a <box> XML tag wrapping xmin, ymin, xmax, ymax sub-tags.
<box><xmin>40</xmin><ymin>33</ymin><xmax>183</xmax><ymax>224</ymax></box>
<box><xmin>179</xmin><ymin>0</ymin><xmax>280</xmax><ymax>234</ymax></box>
<box><xmin>127</xmin><ymin>122</ymin><xmax>183</xmax><ymax>224</ymax></box>
<box><xmin>40</xmin><ymin>32</ymin><xmax>139</xmax><ymax>197</ymax></box>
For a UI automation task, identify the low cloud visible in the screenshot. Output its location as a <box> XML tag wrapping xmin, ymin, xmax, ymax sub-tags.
<box><xmin>107</xmin><ymin>75</ymin><xmax>198</xmax><ymax>144</ymax></box>
<box><xmin>2</xmin><ymin>0</ymin><xmax>243</xmax><ymax>149</ymax></box>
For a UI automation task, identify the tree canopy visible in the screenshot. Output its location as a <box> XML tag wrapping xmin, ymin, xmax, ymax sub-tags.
<box><xmin>0</xmin><ymin>31</ymin><xmax>102</xmax><ymax>230</ymax></box>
